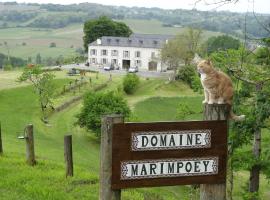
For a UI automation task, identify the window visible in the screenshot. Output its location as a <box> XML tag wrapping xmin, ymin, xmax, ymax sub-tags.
<box><xmin>101</xmin><ymin>58</ymin><xmax>107</xmax><ymax>64</ymax></box>
<box><xmin>123</xmin><ymin>51</ymin><xmax>130</xmax><ymax>58</ymax></box>
<box><xmin>91</xmin><ymin>58</ymin><xmax>97</xmax><ymax>64</ymax></box>
<box><xmin>135</xmin><ymin>60</ymin><xmax>141</xmax><ymax>67</ymax></box>
<box><xmin>101</xmin><ymin>49</ymin><xmax>107</xmax><ymax>56</ymax></box>
<box><xmin>111</xmin><ymin>59</ymin><xmax>117</xmax><ymax>65</ymax></box>
<box><xmin>90</xmin><ymin>49</ymin><xmax>97</xmax><ymax>56</ymax></box>
<box><xmin>151</xmin><ymin>52</ymin><xmax>156</xmax><ymax>58</ymax></box>
<box><xmin>135</xmin><ymin>51</ymin><xmax>141</xmax><ymax>58</ymax></box>
<box><xmin>111</xmin><ymin>50</ymin><xmax>118</xmax><ymax>56</ymax></box>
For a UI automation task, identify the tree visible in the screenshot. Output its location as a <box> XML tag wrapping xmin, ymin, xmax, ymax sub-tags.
<box><xmin>204</xmin><ymin>35</ymin><xmax>241</xmax><ymax>55</ymax></box>
<box><xmin>83</xmin><ymin>16</ymin><xmax>132</xmax><ymax>51</ymax></box>
<box><xmin>211</xmin><ymin>47</ymin><xmax>270</xmax><ymax>200</ymax></box>
<box><xmin>76</xmin><ymin>91</ymin><xmax>130</xmax><ymax>137</ymax></box>
<box><xmin>35</xmin><ymin>53</ymin><xmax>42</xmax><ymax>64</ymax></box>
<box><xmin>4</xmin><ymin>41</ymin><xmax>10</xmax><ymax>61</ymax></box>
<box><xmin>49</xmin><ymin>42</ymin><xmax>56</xmax><ymax>48</ymax></box>
<box><xmin>161</xmin><ymin>27</ymin><xmax>202</xmax><ymax>80</ymax></box>
<box><xmin>122</xmin><ymin>74</ymin><xmax>140</xmax><ymax>94</ymax></box>
<box><xmin>18</xmin><ymin>65</ymin><xmax>55</xmax><ymax>122</ymax></box>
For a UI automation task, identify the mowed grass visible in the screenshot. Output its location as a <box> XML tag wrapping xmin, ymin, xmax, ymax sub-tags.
<box><xmin>0</xmin><ymin>71</ymin><xmax>269</xmax><ymax>199</ymax></box>
<box><xmin>0</xmin><ymin>72</ymin><xmax>201</xmax><ymax>199</ymax></box>
<box><xmin>133</xmin><ymin>96</ymin><xmax>203</xmax><ymax>122</ymax></box>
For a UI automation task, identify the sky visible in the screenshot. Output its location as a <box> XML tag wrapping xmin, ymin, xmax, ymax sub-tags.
<box><xmin>1</xmin><ymin>0</ymin><xmax>270</xmax><ymax>14</ymax></box>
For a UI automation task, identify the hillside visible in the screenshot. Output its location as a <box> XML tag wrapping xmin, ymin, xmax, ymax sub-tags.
<box><xmin>0</xmin><ymin>70</ymin><xmax>270</xmax><ymax>199</ymax></box>
<box><xmin>0</xmin><ymin>2</ymin><xmax>269</xmax><ymax>38</ymax></box>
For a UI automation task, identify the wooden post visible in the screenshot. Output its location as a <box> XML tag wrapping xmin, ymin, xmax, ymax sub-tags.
<box><xmin>200</xmin><ymin>104</ymin><xmax>229</xmax><ymax>200</ymax></box>
<box><xmin>64</xmin><ymin>135</ymin><xmax>73</xmax><ymax>177</ymax></box>
<box><xmin>100</xmin><ymin>115</ymin><xmax>123</xmax><ymax>200</ymax></box>
<box><xmin>0</xmin><ymin>122</ymin><xmax>3</xmax><ymax>154</ymax></box>
<box><xmin>25</xmin><ymin>124</ymin><xmax>36</xmax><ymax>166</ymax></box>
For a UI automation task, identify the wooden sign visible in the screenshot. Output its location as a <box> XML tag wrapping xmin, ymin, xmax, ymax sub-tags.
<box><xmin>112</xmin><ymin>120</ymin><xmax>227</xmax><ymax>189</ymax></box>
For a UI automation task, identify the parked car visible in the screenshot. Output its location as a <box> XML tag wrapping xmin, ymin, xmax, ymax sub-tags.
<box><xmin>67</xmin><ymin>68</ymin><xmax>80</xmax><ymax>76</ymax></box>
<box><xmin>103</xmin><ymin>65</ymin><xmax>114</xmax><ymax>71</ymax></box>
<box><xmin>128</xmin><ymin>66</ymin><xmax>139</xmax><ymax>73</ymax></box>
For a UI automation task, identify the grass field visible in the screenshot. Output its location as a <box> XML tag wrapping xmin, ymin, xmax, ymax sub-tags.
<box><xmin>0</xmin><ymin>70</ymin><xmax>269</xmax><ymax>199</ymax></box>
<box><xmin>0</xmin><ymin>24</ymin><xmax>83</xmax><ymax>60</ymax></box>
<box><xmin>0</xmin><ymin>18</ymin><xmax>222</xmax><ymax>60</ymax></box>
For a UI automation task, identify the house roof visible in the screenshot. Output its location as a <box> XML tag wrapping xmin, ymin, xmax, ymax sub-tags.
<box><xmin>88</xmin><ymin>33</ymin><xmax>173</xmax><ymax>49</ymax></box>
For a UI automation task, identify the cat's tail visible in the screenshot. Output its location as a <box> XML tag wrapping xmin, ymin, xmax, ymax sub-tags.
<box><xmin>229</xmin><ymin>107</ymin><xmax>245</xmax><ymax>121</ymax></box>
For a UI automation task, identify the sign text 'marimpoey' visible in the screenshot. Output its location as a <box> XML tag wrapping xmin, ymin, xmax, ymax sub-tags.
<box><xmin>121</xmin><ymin>157</ymin><xmax>218</xmax><ymax>180</ymax></box>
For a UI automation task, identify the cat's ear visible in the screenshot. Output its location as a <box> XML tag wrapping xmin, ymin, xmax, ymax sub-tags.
<box><xmin>206</xmin><ymin>59</ymin><xmax>212</xmax><ymax>65</ymax></box>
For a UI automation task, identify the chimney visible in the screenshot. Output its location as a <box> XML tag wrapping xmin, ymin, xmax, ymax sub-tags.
<box><xmin>97</xmin><ymin>39</ymin><xmax>102</xmax><ymax>45</ymax></box>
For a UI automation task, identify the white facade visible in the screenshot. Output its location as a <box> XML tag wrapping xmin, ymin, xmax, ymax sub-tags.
<box><xmin>88</xmin><ymin>44</ymin><xmax>164</xmax><ymax>71</ymax></box>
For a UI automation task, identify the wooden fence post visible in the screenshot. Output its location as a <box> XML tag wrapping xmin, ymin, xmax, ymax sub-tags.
<box><xmin>64</xmin><ymin>135</ymin><xmax>73</xmax><ymax>177</ymax></box>
<box><xmin>0</xmin><ymin>122</ymin><xmax>3</xmax><ymax>154</ymax></box>
<box><xmin>200</xmin><ymin>104</ymin><xmax>229</xmax><ymax>200</ymax></box>
<box><xmin>25</xmin><ymin>124</ymin><xmax>36</xmax><ymax>166</ymax></box>
<box><xmin>100</xmin><ymin>115</ymin><xmax>123</xmax><ymax>200</ymax></box>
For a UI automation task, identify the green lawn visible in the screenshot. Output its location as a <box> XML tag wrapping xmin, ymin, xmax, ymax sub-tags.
<box><xmin>0</xmin><ymin>71</ymin><xmax>269</xmax><ymax>199</ymax></box>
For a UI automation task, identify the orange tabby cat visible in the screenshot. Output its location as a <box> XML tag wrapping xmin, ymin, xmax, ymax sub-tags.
<box><xmin>197</xmin><ymin>59</ymin><xmax>245</xmax><ymax>121</ymax></box>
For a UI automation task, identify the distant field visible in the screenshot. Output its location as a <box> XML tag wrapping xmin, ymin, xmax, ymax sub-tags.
<box><xmin>0</xmin><ymin>24</ymin><xmax>83</xmax><ymax>60</ymax></box>
<box><xmin>0</xmin><ymin>18</ymin><xmax>222</xmax><ymax>60</ymax></box>
<box><xmin>118</xmin><ymin>19</ymin><xmax>222</xmax><ymax>39</ymax></box>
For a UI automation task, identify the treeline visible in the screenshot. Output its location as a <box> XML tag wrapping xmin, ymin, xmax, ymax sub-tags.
<box><xmin>0</xmin><ymin>2</ymin><xmax>269</xmax><ymax>37</ymax></box>
<box><xmin>28</xmin><ymin>14</ymin><xmax>88</xmax><ymax>29</ymax></box>
<box><xmin>0</xmin><ymin>53</ymin><xmax>26</xmax><ymax>69</ymax></box>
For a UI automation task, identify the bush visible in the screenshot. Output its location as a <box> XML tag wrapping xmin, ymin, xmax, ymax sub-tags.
<box><xmin>76</xmin><ymin>91</ymin><xmax>130</xmax><ymax>137</ymax></box>
<box><xmin>176</xmin><ymin>102</ymin><xmax>195</xmax><ymax>120</ymax></box>
<box><xmin>123</xmin><ymin>74</ymin><xmax>140</xmax><ymax>94</ymax></box>
<box><xmin>3</xmin><ymin>64</ymin><xmax>13</xmax><ymax>71</ymax></box>
<box><xmin>49</xmin><ymin>42</ymin><xmax>56</xmax><ymax>48</ymax></box>
<box><xmin>177</xmin><ymin>65</ymin><xmax>202</xmax><ymax>93</ymax></box>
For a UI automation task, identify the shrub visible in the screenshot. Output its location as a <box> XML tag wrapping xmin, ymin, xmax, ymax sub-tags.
<box><xmin>3</xmin><ymin>64</ymin><xmax>13</xmax><ymax>71</ymax></box>
<box><xmin>177</xmin><ymin>65</ymin><xmax>202</xmax><ymax>93</ymax></box>
<box><xmin>176</xmin><ymin>102</ymin><xmax>195</xmax><ymax>120</ymax></box>
<box><xmin>123</xmin><ymin>74</ymin><xmax>140</xmax><ymax>94</ymax></box>
<box><xmin>49</xmin><ymin>42</ymin><xmax>56</xmax><ymax>48</ymax></box>
<box><xmin>76</xmin><ymin>91</ymin><xmax>130</xmax><ymax>137</ymax></box>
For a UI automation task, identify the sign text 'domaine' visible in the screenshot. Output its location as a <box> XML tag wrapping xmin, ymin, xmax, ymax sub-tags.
<box><xmin>132</xmin><ymin>130</ymin><xmax>211</xmax><ymax>151</ymax></box>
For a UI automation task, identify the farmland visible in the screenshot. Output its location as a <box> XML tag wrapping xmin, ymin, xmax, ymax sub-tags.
<box><xmin>0</xmin><ymin>19</ymin><xmax>221</xmax><ymax>60</ymax></box>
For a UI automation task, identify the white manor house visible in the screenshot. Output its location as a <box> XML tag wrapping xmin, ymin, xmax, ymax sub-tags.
<box><xmin>88</xmin><ymin>34</ymin><xmax>173</xmax><ymax>71</ymax></box>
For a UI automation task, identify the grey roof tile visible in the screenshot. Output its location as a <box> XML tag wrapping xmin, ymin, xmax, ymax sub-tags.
<box><xmin>89</xmin><ymin>34</ymin><xmax>173</xmax><ymax>49</ymax></box>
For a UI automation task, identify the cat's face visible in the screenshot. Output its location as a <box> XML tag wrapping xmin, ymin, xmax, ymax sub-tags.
<box><xmin>197</xmin><ymin>60</ymin><xmax>213</xmax><ymax>74</ymax></box>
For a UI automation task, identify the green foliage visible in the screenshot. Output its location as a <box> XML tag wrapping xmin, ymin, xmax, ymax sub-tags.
<box><xmin>211</xmin><ymin>46</ymin><xmax>270</xmax><ymax>196</ymax></box>
<box><xmin>176</xmin><ymin>102</ymin><xmax>195</xmax><ymax>120</ymax></box>
<box><xmin>49</xmin><ymin>42</ymin><xmax>56</xmax><ymax>48</ymax></box>
<box><xmin>123</xmin><ymin>74</ymin><xmax>140</xmax><ymax>94</ymax></box>
<box><xmin>255</xmin><ymin>47</ymin><xmax>270</xmax><ymax>65</ymax></box>
<box><xmin>18</xmin><ymin>65</ymin><xmax>55</xmax><ymax>120</ymax></box>
<box><xmin>177</xmin><ymin>65</ymin><xmax>202</xmax><ymax>92</ymax></box>
<box><xmin>83</xmin><ymin>16</ymin><xmax>132</xmax><ymax>51</ymax></box>
<box><xmin>35</xmin><ymin>53</ymin><xmax>42</xmax><ymax>64</ymax></box>
<box><xmin>3</xmin><ymin>64</ymin><xmax>13</xmax><ymax>71</ymax></box>
<box><xmin>76</xmin><ymin>91</ymin><xmax>131</xmax><ymax>137</ymax></box>
<box><xmin>204</xmin><ymin>35</ymin><xmax>240</xmax><ymax>55</ymax></box>
<box><xmin>161</xmin><ymin>28</ymin><xmax>202</xmax><ymax>70</ymax></box>
<box><xmin>0</xmin><ymin>53</ymin><xmax>26</xmax><ymax>68</ymax></box>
